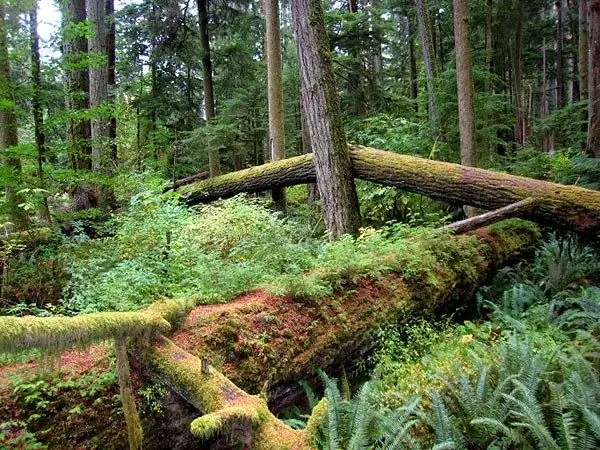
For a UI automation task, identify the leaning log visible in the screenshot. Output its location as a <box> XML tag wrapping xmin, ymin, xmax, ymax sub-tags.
<box><xmin>168</xmin><ymin>221</ymin><xmax>539</xmax><ymax>410</ymax></box>
<box><xmin>177</xmin><ymin>145</ymin><xmax>600</xmax><ymax>238</ymax></box>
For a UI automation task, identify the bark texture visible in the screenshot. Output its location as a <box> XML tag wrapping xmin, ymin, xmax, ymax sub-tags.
<box><xmin>197</xmin><ymin>0</ymin><xmax>221</xmax><ymax>177</ymax></box>
<box><xmin>65</xmin><ymin>0</ymin><xmax>92</xmax><ymax>171</ymax></box>
<box><xmin>0</xmin><ymin>2</ymin><xmax>27</xmax><ymax>230</ymax></box>
<box><xmin>87</xmin><ymin>0</ymin><xmax>109</xmax><ymax>172</ymax></box>
<box><xmin>178</xmin><ymin>145</ymin><xmax>600</xmax><ymax>238</ymax></box>
<box><xmin>291</xmin><ymin>0</ymin><xmax>361</xmax><ymax>239</ymax></box>
<box><xmin>453</xmin><ymin>0</ymin><xmax>476</xmax><ymax>168</ymax></box>
<box><xmin>580</xmin><ymin>0</ymin><xmax>589</xmax><ymax>100</ymax></box>
<box><xmin>587</xmin><ymin>0</ymin><xmax>600</xmax><ymax>157</ymax></box>
<box><xmin>265</xmin><ymin>0</ymin><xmax>287</xmax><ymax>211</ymax></box>
<box><xmin>415</xmin><ymin>0</ymin><xmax>439</xmax><ymax>130</ymax></box>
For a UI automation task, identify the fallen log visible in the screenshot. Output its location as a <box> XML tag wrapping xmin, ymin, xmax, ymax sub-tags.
<box><xmin>442</xmin><ymin>198</ymin><xmax>536</xmax><ymax>234</ymax></box>
<box><xmin>169</xmin><ymin>221</ymin><xmax>539</xmax><ymax>410</ymax></box>
<box><xmin>165</xmin><ymin>171</ymin><xmax>210</xmax><ymax>191</ymax></box>
<box><xmin>177</xmin><ymin>146</ymin><xmax>600</xmax><ymax>238</ymax></box>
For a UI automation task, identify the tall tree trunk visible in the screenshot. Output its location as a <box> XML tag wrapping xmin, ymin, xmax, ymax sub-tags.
<box><xmin>0</xmin><ymin>1</ymin><xmax>27</xmax><ymax>230</ymax></box>
<box><xmin>291</xmin><ymin>0</ymin><xmax>361</xmax><ymax>239</ymax></box>
<box><xmin>265</xmin><ymin>0</ymin><xmax>287</xmax><ymax>212</ymax></box>
<box><xmin>484</xmin><ymin>0</ymin><xmax>493</xmax><ymax>93</ymax></box>
<box><xmin>511</xmin><ymin>8</ymin><xmax>527</xmax><ymax>146</ymax></box>
<box><xmin>30</xmin><ymin>0</ymin><xmax>51</xmax><ymax>223</ymax></box>
<box><xmin>415</xmin><ymin>0</ymin><xmax>440</xmax><ymax>133</ymax></box>
<box><xmin>87</xmin><ymin>0</ymin><xmax>109</xmax><ymax>173</ymax></box>
<box><xmin>346</xmin><ymin>0</ymin><xmax>364</xmax><ymax>116</ymax></box>
<box><xmin>579</xmin><ymin>0</ymin><xmax>589</xmax><ymax>100</ymax></box>
<box><xmin>586</xmin><ymin>0</ymin><xmax>600</xmax><ymax>157</ymax></box>
<box><xmin>408</xmin><ymin>15</ymin><xmax>418</xmax><ymax>102</ymax></box>
<box><xmin>64</xmin><ymin>0</ymin><xmax>91</xmax><ymax>172</ymax></box>
<box><xmin>556</xmin><ymin>0</ymin><xmax>565</xmax><ymax>108</ymax></box>
<box><xmin>453</xmin><ymin>0</ymin><xmax>477</xmax><ymax>217</ymax></box>
<box><xmin>197</xmin><ymin>0</ymin><xmax>221</xmax><ymax>177</ymax></box>
<box><xmin>106</xmin><ymin>0</ymin><xmax>116</xmax><ymax>161</ymax></box>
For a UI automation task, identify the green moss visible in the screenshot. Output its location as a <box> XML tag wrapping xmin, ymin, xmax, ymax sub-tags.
<box><xmin>190</xmin><ymin>405</ymin><xmax>264</xmax><ymax>439</ymax></box>
<box><xmin>305</xmin><ymin>398</ymin><xmax>327</xmax><ymax>444</ymax></box>
<box><xmin>0</xmin><ymin>312</ymin><xmax>170</xmax><ymax>353</ymax></box>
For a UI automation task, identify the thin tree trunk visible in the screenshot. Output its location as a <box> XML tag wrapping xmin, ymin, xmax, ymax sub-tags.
<box><xmin>346</xmin><ymin>0</ymin><xmax>364</xmax><ymax>116</ymax></box>
<box><xmin>408</xmin><ymin>16</ymin><xmax>418</xmax><ymax>102</ymax></box>
<box><xmin>197</xmin><ymin>0</ymin><xmax>221</xmax><ymax>177</ymax></box>
<box><xmin>106</xmin><ymin>0</ymin><xmax>116</xmax><ymax>161</ymax></box>
<box><xmin>291</xmin><ymin>0</ymin><xmax>361</xmax><ymax>239</ymax></box>
<box><xmin>511</xmin><ymin>9</ymin><xmax>527</xmax><ymax>146</ymax></box>
<box><xmin>30</xmin><ymin>0</ymin><xmax>51</xmax><ymax>223</ymax></box>
<box><xmin>586</xmin><ymin>0</ymin><xmax>600</xmax><ymax>157</ymax></box>
<box><xmin>580</xmin><ymin>0</ymin><xmax>589</xmax><ymax>100</ymax></box>
<box><xmin>265</xmin><ymin>0</ymin><xmax>287</xmax><ymax>212</ymax></box>
<box><xmin>556</xmin><ymin>0</ymin><xmax>565</xmax><ymax>108</ymax></box>
<box><xmin>415</xmin><ymin>0</ymin><xmax>440</xmax><ymax>132</ymax></box>
<box><xmin>0</xmin><ymin>1</ymin><xmax>27</xmax><ymax>230</ymax></box>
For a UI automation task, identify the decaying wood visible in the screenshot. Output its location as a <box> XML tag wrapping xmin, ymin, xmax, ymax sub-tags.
<box><xmin>177</xmin><ymin>145</ymin><xmax>600</xmax><ymax>238</ymax></box>
<box><xmin>165</xmin><ymin>171</ymin><xmax>209</xmax><ymax>191</ymax></box>
<box><xmin>166</xmin><ymin>223</ymin><xmax>539</xmax><ymax>410</ymax></box>
<box><xmin>442</xmin><ymin>198</ymin><xmax>536</xmax><ymax>234</ymax></box>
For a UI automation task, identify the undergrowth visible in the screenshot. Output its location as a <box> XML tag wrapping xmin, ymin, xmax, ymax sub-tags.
<box><xmin>302</xmin><ymin>233</ymin><xmax>600</xmax><ymax>449</ymax></box>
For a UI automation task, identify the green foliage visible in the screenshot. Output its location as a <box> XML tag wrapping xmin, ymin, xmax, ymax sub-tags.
<box><xmin>312</xmin><ymin>234</ymin><xmax>600</xmax><ymax>449</ymax></box>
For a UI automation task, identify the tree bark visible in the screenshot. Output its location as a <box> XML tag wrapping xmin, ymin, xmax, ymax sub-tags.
<box><xmin>168</xmin><ymin>223</ymin><xmax>540</xmax><ymax>409</ymax></box>
<box><xmin>291</xmin><ymin>0</ymin><xmax>361</xmax><ymax>239</ymax></box>
<box><xmin>556</xmin><ymin>0</ymin><xmax>565</xmax><ymax>108</ymax></box>
<box><xmin>197</xmin><ymin>0</ymin><xmax>221</xmax><ymax>177</ymax></box>
<box><xmin>415</xmin><ymin>0</ymin><xmax>440</xmax><ymax>131</ymax></box>
<box><xmin>87</xmin><ymin>0</ymin><xmax>109</xmax><ymax>172</ymax></box>
<box><xmin>265</xmin><ymin>0</ymin><xmax>287</xmax><ymax>212</ymax></box>
<box><xmin>442</xmin><ymin>198</ymin><xmax>535</xmax><ymax>234</ymax></box>
<box><xmin>408</xmin><ymin>15</ymin><xmax>418</xmax><ymax>102</ymax></box>
<box><xmin>178</xmin><ymin>145</ymin><xmax>600</xmax><ymax>237</ymax></box>
<box><xmin>30</xmin><ymin>0</ymin><xmax>51</xmax><ymax>223</ymax></box>
<box><xmin>580</xmin><ymin>0</ymin><xmax>589</xmax><ymax>100</ymax></box>
<box><xmin>453</xmin><ymin>0</ymin><xmax>477</xmax><ymax>218</ymax></box>
<box><xmin>587</xmin><ymin>0</ymin><xmax>600</xmax><ymax>157</ymax></box>
<box><xmin>106</xmin><ymin>0</ymin><xmax>117</xmax><ymax>161</ymax></box>
<box><xmin>0</xmin><ymin>1</ymin><xmax>27</xmax><ymax>230</ymax></box>
<box><xmin>511</xmin><ymin>8</ymin><xmax>527</xmax><ymax>146</ymax></box>
<box><xmin>64</xmin><ymin>0</ymin><xmax>92</xmax><ymax>172</ymax></box>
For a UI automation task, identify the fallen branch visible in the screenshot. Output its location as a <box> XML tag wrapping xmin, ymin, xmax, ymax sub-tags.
<box><xmin>442</xmin><ymin>198</ymin><xmax>536</xmax><ymax>234</ymax></box>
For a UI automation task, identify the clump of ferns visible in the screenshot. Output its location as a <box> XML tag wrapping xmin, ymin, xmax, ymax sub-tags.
<box><xmin>310</xmin><ymin>370</ymin><xmax>423</xmax><ymax>450</ymax></box>
<box><xmin>423</xmin><ymin>336</ymin><xmax>600</xmax><ymax>450</ymax></box>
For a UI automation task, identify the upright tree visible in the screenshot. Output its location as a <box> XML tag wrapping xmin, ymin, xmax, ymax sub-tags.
<box><xmin>197</xmin><ymin>0</ymin><xmax>221</xmax><ymax>177</ymax></box>
<box><xmin>0</xmin><ymin>0</ymin><xmax>27</xmax><ymax>229</ymax></box>
<box><xmin>64</xmin><ymin>0</ymin><xmax>91</xmax><ymax>172</ymax></box>
<box><xmin>453</xmin><ymin>0</ymin><xmax>476</xmax><ymax>166</ymax></box>
<box><xmin>587</xmin><ymin>0</ymin><xmax>600</xmax><ymax>157</ymax></box>
<box><xmin>414</xmin><ymin>0</ymin><xmax>440</xmax><ymax>132</ymax></box>
<box><xmin>453</xmin><ymin>0</ymin><xmax>476</xmax><ymax>217</ymax></box>
<box><xmin>580</xmin><ymin>0</ymin><xmax>589</xmax><ymax>100</ymax></box>
<box><xmin>292</xmin><ymin>0</ymin><xmax>361</xmax><ymax>239</ymax></box>
<box><xmin>265</xmin><ymin>0</ymin><xmax>286</xmax><ymax>212</ymax></box>
<box><xmin>30</xmin><ymin>0</ymin><xmax>50</xmax><ymax>222</ymax></box>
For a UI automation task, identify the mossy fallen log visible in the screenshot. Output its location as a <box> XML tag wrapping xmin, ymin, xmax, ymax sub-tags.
<box><xmin>142</xmin><ymin>336</ymin><xmax>322</xmax><ymax>449</ymax></box>
<box><xmin>177</xmin><ymin>146</ymin><xmax>600</xmax><ymax>237</ymax></box>
<box><xmin>168</xmin><ymin>221</ymin><xmax>540</xmax><ymax>410</ymax></box>
<box><xmin>0</xmin><ymin>311</ymin><xmax>170</xmax><ymax>353</ymax></box>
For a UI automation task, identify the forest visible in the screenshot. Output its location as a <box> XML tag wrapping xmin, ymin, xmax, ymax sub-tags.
<box><xmin>0</xmin><ymin>0</ymin><xmax>600</xmax><ymax>448</ymax></box>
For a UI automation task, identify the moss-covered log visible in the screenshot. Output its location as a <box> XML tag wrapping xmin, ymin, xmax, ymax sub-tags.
<box><xmin>0</xmin><ymin>311</ymin><xmax>170</xmax><ymax>353</ymax></box>
<box><xmin>178</xmin><ymin>146</ymin><xmax>600</xmax><ymax>237</ymax></box>
<box><xmin>168</xmin><ymin>221</ymin><xmax>539</xmax><ymax>410</ymax></box>
<box><xmin>142</xmin><ymin>336</ymin><xmax>319</xmax><ymax>449</ymax></box>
